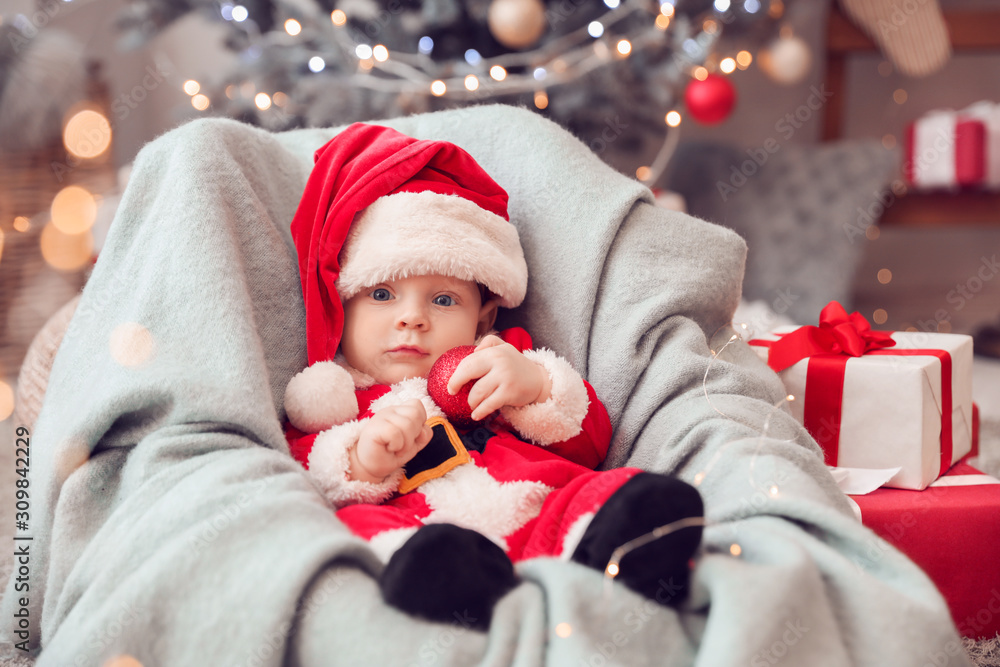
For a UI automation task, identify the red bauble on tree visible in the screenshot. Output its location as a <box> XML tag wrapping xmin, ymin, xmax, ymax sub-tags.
<box><xmin>684</xmin><ymin>74</ymin><xmax>737</xmax><ymax>125</ymax></box>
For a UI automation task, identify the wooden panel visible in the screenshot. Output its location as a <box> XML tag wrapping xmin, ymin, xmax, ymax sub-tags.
<box><xmin>877</xmin><ymin>190</ymin><xmax>1000</xmax><ymax>227</ymax></box>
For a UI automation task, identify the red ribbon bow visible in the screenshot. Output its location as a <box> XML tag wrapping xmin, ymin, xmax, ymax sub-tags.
<box><xmin>766</xmin><ymin>301</ymin><xmax>896</xmax><ymax>372</ymax></box>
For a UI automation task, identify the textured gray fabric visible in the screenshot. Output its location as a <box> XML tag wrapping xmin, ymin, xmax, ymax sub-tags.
<box><xmin>1</xmin><ymin>105</ymin><xmax>968</xmax><ymax>666</ymax></box>
<box><xmin>665</xmin><ymin>140</ymin><xmax>900</xmax><ymax>324</ymax></box>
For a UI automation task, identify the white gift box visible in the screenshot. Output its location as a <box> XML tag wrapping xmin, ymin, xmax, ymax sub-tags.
<box><xmin>751</xmin><ymin>328</ymin><xmax>974</xmax><ymax>490</ymax></box>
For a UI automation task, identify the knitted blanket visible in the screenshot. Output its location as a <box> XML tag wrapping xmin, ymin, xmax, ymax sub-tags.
<box><xmin>1</xmin><ymin>105</ymin><xmax>968</xmax><ymax>666</ymax></box>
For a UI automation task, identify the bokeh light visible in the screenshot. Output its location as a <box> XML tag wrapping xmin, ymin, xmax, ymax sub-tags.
<box><xmin>40</xmin><ymin>222</ymin><xmax>94</xmax><ymax>271</ymax></box>
<box><xmin>51</xmin><ymin>185</ymin><xmax>97</xmax><ymax>235</ymax></box>
<box><xmin>63</xmin><ymin>109</ymin><xmax>112</xmax><ymax>159</ymax></box>
<box><xmin>110</xmin><ymin>322</ymin><xmax>155</xmax><ymax>367</ymax></box>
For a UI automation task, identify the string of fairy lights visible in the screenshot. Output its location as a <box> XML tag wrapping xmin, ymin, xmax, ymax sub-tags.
<box><xmin>176</xmin><ymin>0</ymin><xmax>782</xmax><ymax>183</ymax></box>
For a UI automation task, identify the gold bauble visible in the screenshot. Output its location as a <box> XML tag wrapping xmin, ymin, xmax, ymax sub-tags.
<box><xmin>488</xmin><ymin>0</ymin><xmax>547</xmax><ymax>50</ymax></box>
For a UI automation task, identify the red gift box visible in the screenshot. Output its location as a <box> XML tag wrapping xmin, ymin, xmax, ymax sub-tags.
<box><xmin>848</xmin><ymin>459</ymin><xmax>1000</xmax><ymax>639</ymax></box>
<box><xmin>904</xmin><ymin>111</ymin><xmax>987</xmax><ymax>190</ymax></box>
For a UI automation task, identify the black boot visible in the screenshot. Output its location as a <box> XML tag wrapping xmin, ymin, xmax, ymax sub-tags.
<box><xmin>571</xmin><ymin>473</ymin><xmax>704</xmax><ymax>606</ymax></box>
<box><xmin>380</xmin><ymin>523</ymin><xmax>518</xmax><ymax>630</ymax></box>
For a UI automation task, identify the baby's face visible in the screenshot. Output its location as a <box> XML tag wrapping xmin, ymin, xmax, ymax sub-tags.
<box><xmin>340</xmin><ymin>274</ymin><xmax>496</xmax><ymax>385</ymax></box>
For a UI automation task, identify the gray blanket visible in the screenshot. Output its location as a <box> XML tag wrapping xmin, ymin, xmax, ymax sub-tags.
<box><xmin>2</xmin><ymin>105</ymin><xmax>968</xmax><ymax>666</ymax></box>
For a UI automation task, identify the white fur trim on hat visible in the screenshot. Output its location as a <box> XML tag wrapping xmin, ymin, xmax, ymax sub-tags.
<box><xmin>336</xmin><ymin>191</ymin><xmax>528</xmax><ymax>308</ymax></box>
<box><xmin>501</xmin><ymin>348</ymin><xmax>590</xmax><ymax>446</ymax></box>
<box><xmin>284</xmin><ymin>361</ymin><xmax>360</xmax><ymax>433</ymax></box>
<box><xmin>307</xmin><ymin>419</ymin><xmax>404</xmax><ymax>507</ymax></box>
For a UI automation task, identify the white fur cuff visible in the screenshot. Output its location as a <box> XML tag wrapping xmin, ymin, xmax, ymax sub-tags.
<box><xmin>500</xmin><ymin>348</ymin><xmax>590</xmax><ymax>446</ymax></box>
<box><xmin>307</xmin><ymin>420</ymin><xmax>403</xmax><ymax>507</ymax></box>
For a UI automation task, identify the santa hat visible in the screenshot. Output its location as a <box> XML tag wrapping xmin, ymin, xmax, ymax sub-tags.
<box><xmin>284</xmin><ymin>123</ymin><xmax>528</xmax><ymax>432</ymax></box>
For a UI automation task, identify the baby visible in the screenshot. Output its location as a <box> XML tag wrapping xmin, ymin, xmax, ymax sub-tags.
<box><xmin>283</xmin><ymin>123</ymin><xmax>703</xmax><ymax>628</ymax></box>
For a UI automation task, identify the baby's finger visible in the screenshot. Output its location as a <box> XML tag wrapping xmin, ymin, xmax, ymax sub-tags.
<box><xmin>474</xmin><ymin>335</ymin><xmax>505</xmax><ymax>352</ymax></box>
<box><xmin>448</xmin><ymin>353</ymin><xmax>488</xmax><ymax>395</ymax></box>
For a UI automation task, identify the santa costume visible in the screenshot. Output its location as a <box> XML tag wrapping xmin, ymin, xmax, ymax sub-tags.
<box><xmin>283</xmin><ymin>122</ymin><xmax>703</xmax><ymax>627</ymax></box>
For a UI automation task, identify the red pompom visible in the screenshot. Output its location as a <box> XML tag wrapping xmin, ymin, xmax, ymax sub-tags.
<box><xmin>684</xmin><ymin>73</ymin><xmax>736</xmax><ymax>125</ymax></box>
<box><xmin>427</xmin><ymin>345</ymin><xmax>481</xmax><ymax>428</ymax></box>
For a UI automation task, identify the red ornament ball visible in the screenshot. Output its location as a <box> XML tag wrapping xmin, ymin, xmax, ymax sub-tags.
<box><xmin>684</xmin><ymin>74</ymin><xmax>737</xmax><ymax>125</ymax></box>
<box><xmin>427</xmin><ymin>346</ymin><xmax>480</xmax><ymax>428</ymax></box>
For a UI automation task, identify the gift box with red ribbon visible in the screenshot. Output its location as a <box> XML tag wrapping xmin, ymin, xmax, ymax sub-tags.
<box><xmin>749</xmin><ymin>302</ymin><xmax>974</xmax><ymax>490</ymax></box>
<box><xmin>847</xmin><ymin>460</ymin><xmax>1000</xmax><ymax>639</ymax></box>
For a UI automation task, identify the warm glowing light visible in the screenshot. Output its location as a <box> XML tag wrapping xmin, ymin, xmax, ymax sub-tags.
<box><xmin>102</xmin><ymin>654</ymin><xmax>144</xmax><ymax>667</ymax></box>
<box><xmin>0</xmin><ymin>228</ymin><xmax>5</xmax><ymax>264</ymax></box>
<box><xmin>272</xmin><ymin>91</ymin><xmax>288</xmax><ymax>107</ymax></box>
<box><xmin>430</xmin><ymin>80</ymin><xmax>447</xmax><ymax>96</ymax></box>
<box><xmin>866</xmin><ymin>226</ymin><xmax>880</xmax><ymax>241</ymax></box>
<box><xmin>284</xmin><ymin>18</ymin><xmax>301</xmax><ymax>35</ymax></box>
<box><xmin>720</xmin><ymin>57</ymin><xmax>736</xmax><ymax>74</ymax></box>
<box><xmin>769</xmin><ymin>485</ymin><xmax>779</xmax><ymax>496</ymax></box>
<box><xmin>355</xmin><ymin>44</ymin><xmax>373</xmax><ymax>60</ymax></box>
<box><xmin>490</xmin><ymin>65</ymin><xmax>507</xmax><ymax>81</ymax></box>
<box><xmin>872</xmin><ymin>308</ymin><xmax>888</xmax><ymax>325</ymax></box>
<box><xmin>882</xmin><ymin>134</ymin><xmax>897</xmax><ymax>150</ymax></box>
<box><xmin>616</xmin><ymin>39</ymin><xmax>632</xmax><ymax>56</ymax></box>
<box><xmin>702</xmin><ymin>19</ymin><xmax>719</xmax><ymax>34</ymax></box>
<box><xmin>787</xmin><ymin>394</ymin><xmax>795</xmax><ymax>402</ymax></box>
<box><xmin>63</xmin><ymin>109</ymin><xmax>112</xmax><ymax>159</ymax></box>
<box><xmin>768</xmin><ymin>0</ymin><xmax>784</xmax><ymax>18</ymax></box>
<box><xmin>191</xmin><ymin>94</ymin><xmax>210</xmax><ymax>111</ymax></box>
<box><xmin>555</xmin><ymin>622</ymin><xmax>573</xmax><ymax>638</ymax></box>
<box><xmin>730</xmin><ymin>543</ymin><xmax>742</xmax><ymax>556</ymax></box>
<box><xmin>636</xmin><ymin>166</ymin><xmax>651</xmax><ymax>181</ymax></box>
<box><xmin>110</xmin><ymin>322</ymin><xmax>155</xmax><ymax>367</ymax></box>
<box><xmin>660</xmin><ymin>2</ymin><xmax>674</xmax><ymax>16</ymax></box>
<box><xmin>331</xmin><ymin>9</ymin><xmax>347</xmax><ymax>25</ymax></box>
<box><xmin>13</xmin><ymin>216</ymin><xmax>30</xmax><ymax>232</ymax></box>
<box><xmin>464</xmin><ymin>75</ymin><xmax>479</xmax><ymax>91</ymax></box>
<box><xmin>373</xmin><ymin>44</ymin><xmax>389</xmax><ymax>62</ymax></box>
<box><xmin>693</xmin><ymin>471</ymin><xmax>705</xmax><ymax>485</ymax></box>
<box><xmin>937</xmin><ymin>320</ymin><xmax>952</xmax><ymax>333</ymax></box>
<box><xmin>877</xmin><ymin>268</ymin><xmax>893</xmax><ymax>284</ymax></box>
<box><xmin>893</xmin><ymin>89</ymin><xmax>908</xmax><ymax>105</ymax></box>
<box><xmin>655</xmin><ymin>14</ymin><xmax>670</xmax><ymax>29</ymax></box>
<box><xmin>0</xmin><ymin>381</ymin><xmax>13</xmax><ymax>422</ymax></box>
<box><xmin>51</xmin><ymin>185</ymin><xmax>97</xmax><ymax>235</ymax></box>
<box><xmin>736</xmin><ymin>50</ymin><xmax>753</xmax><ymax>68</ymax></box>
<box><xmin>606</xmin><ymin>562</ymin><xmax>619</xmax><ymax>577</ymax></box>
<box><xmin>225</xmin><ymin>84</ymin><xmax>236</xmax><ymax>99</ymax></box>
<box><xmin>693</xmin><ymin>67</ymin><xmax>709</xmax><ymax>81</ymax></box>
<box><xmin>40</xmin><ymin>222</ymin><xmax>93</xmax><ymax>271</ymax></box>
<box><xmin>183</xmin><ymin>80</ymin><xmax>201</xmax><ymax>95</ymax></box>
<box><xmin>533</xmin><ymin>91</ymin><xmax>548</xmax><ymax>109</ymax></box>
<box><xmin>255</xmin><ymin>92</ymin><xmax>272</xmax><ymax>110</ymax></box>
<box><xmin>665</xmin><ymin>110</ymin><xmax>682</xmax><ymax>127</ymax></box>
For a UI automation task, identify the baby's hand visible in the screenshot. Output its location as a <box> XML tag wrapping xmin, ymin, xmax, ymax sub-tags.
<box><xmin>447</xmin><ymin>335</ymin><xmax>552</xmax><ymax>421</ymax></box>
<box><xmin>350</xmin><ymin>400</ymin><xmax>432</xmax><ymax>483</ymax></box>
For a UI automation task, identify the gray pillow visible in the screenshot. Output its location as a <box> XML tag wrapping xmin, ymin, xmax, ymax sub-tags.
<box><xmin>665</xmin><ymin>140</ymin><xmax>900</xmax><ymax>324</ymax></box>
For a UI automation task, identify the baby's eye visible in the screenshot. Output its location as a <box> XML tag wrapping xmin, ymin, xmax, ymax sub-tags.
<box><xmin>372</xmin><ymin>288</ymin><xmax>392</xmax><ymax>301</ymax></box>
<box><xmin>433</xmin><ymin>295</ymin><xmax>455</xmax><ymax>307</ymax></box>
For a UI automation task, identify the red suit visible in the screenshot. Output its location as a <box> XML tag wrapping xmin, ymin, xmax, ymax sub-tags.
<box><xmin>285</xmin><ymin>328</ymin><xmax>641</xmax><ymax>562</ymax></box>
